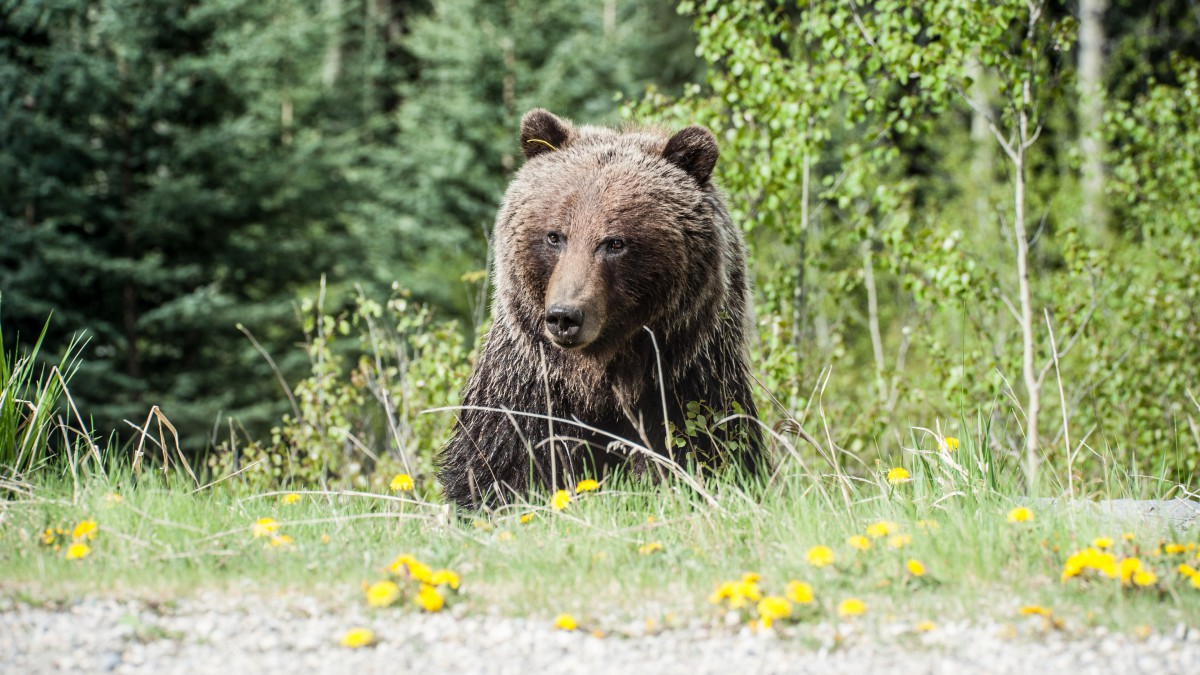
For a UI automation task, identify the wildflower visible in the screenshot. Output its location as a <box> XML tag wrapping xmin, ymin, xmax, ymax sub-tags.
<box><xmin>340</xmin><ymin>627</ymin><xmax>374</xmax><ymax>648</ymax></box>
<box><xmin>638</xmin><ymin>542</ymin><xmax>664</xmax><ymax>556</ymax></box>
<box><xmin>847</xmin><ymin>535</ymin><xmax>871</xmax><ymax>551</ymax></box>
<box><xmin>741</xmin><ymin>572</ymin><xmax>761</xmax><ymax>584</ymax></box>
<box><xmin>366</xmin><ymin>580</ymin><xmax>401</xmax><ymax>608</ymax></box>
<box><xmin>784</xmin><ymin>581</ymin><xmax>814</xmax><ymax>604</ymax></box>
<box><xmin>40</xmin><ymin>528</ymin><xmax>56</xmax><ymax>546</ymax></box>
<box><xmin>887</xmin><ymin>534</ymin><xmax>913</xmax><ymax>549</ymax></box>
<box><xmin>269</xmin><ymin>535</ymin><xmax>294</xmax><ymax>548</ymax></box>
<box><xmin>944</xmin><ymin>437</ymin><xmax>960</xmax><ymax>452</ymax></box>
<box><xmin>429</xmin><ymin>569</ymin><xmax>461</xmax><ymax>590</ymax></box>
<box><xmin>906</xmin><ymin>559</ymin><xmax>926</xmax><ymax>577</ymax></box>
<box><xmin>1164</xmin><ymin>543</ymin><xmax>1189</xmax><ymax>555</ymax></box>
<box><xmin>837</xmin><ymin>598</ymin><xmax>867</xmax><ymax>617</ymax></box>
<box><xmin>806</xmin><ymin>545</ymin><xmax>835</xmax><ymax>567</ymax></box>
<box><xmin>388</xmin><ymin>554</ymin><xmax>434</xmax><ymax>583</ymax></box>
<box><xmin>320</xmin><ymin>534</ymin><xmax>332</xmax><ymax>544</ymax></box>
<box><xmin>1178</xmin><ymin>563</ymin><xmax>1198</xmax><ymax>578</ymax></box>
<box><xmin>1132</xmin><ymin>570</ymin><xmax>1158</xmax><ymax>587</ymax></box>
<box><xmin>756</xmin><ymin>596</ymin><xmax>792</xmax><ymax>628</ymax></box>
<box><xmin>554</xmin><ymin>613</ymin><xmax>578</xmax><ymax>631</ymax></box>
<box><xmin>103</xmin><ymin>493</ymin><xmax>124</xmax><ymax>505</ymax></box>
<box><xmin>866</xmin><ymin>521</ymin><xmax>897</xmax><ymax>538</ymax></box>
<box><xmin>1122</xmin><ymin>532</ymin><xmax>1135</xmax><ymax>542</ymax></box>
<box><xmin>551</xmin><ymin>490</ymin><xmax>571</xmax><ymax>511</ymax></box>
<box><xmin>251</xmin><ymin>517</ymin><xmax>280</xmax><ymax>538</ymax></box>
<box><xmin>1020</xmin><ymin>605</ymin><xmax>1052</xmax><ymax>616</ymax></box>
<box><xmin>1191</xmin><ymin>574</ymin><xmax>1200</xmax><ymax>590</ymax></box>
<box><xmin>1007</xmin><ymin>507</ymin><xmax>1034</xmax><ymax>523</ymax></box>
<box><xmin>886</xmin><ymin>467</ymin><xmax>910</xmax><ymax>484</ymax></box>
<box><xmin>389</xmin><ymin>473</ymin><xmax>415</xmax><ymax>492</ymax></box>
<box><xmin>414</xmin><ymin>584</ymin><xmax>444</xmax><ymax>612</ymax></box>
<box><xmin>1062</xmin><ymin>547</ymin><xmax>1118</xmax><ymax>582</ymax></box>
<box><xmin>1091</xmin><ymin>537</ymin><xmax>1113</xmax><ymax>549</ymax></box>
<box><xmin>709</xmin><ymin>579</ymin><xmax>762</xmax><ymax>608</ymax></box>
<box><xmin>72</xmin><ymin>520</ymin><xmax>98</xmax><ymax>541</ymax></box>
<box><xmin>65</xmin><ymin>542</ymin><xmax>91</xmax><ymax>560</ymax></box>
<box><xmin>1118</xmin><ymin>557</ymin><xmax>1144</xmax><ymax>584</ymax></box>
<box><xmin>915</xmin><ymin>620</ymin><xmax>936</xmax><ymax>632</ymax></box>
<box><xmin>575</xmin><ymin>479</ymin><xmax>600</xmax><ymax>493</ymax></box>
<box><xmin>282</xmin><ymin>493</ymin><xmax>301</xmax><ymax>505</ymax></box>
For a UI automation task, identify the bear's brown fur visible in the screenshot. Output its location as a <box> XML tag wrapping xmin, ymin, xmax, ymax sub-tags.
<box><xmin>437</xmin><ymin>109</ymin><xmax>763</xmax><ymax>509</ymax></box>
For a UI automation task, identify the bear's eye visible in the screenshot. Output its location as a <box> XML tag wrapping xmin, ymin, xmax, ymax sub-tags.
<box><xmin>546</xmin><ymin>232</ymin><xmax>562</xmax><ymax>246</ymax></box>
<box><xmin>606</xmin><ymin>238</ymin><xmax>626</xmax><ymax>253</ymax></box>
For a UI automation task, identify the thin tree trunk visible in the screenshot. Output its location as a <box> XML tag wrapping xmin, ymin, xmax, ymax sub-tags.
<box><xmin>321</xmin><ymin>0</ymin><xmax>343</xmax><ymax>89</ymax></box>
<box><xmin>1077</xmin><ymin>0</ymin><xmax>1107</xmax><ymax>231</ymax></box>
<box><xmin>862</xmin><ymin>238</ymin><xmax>885</xmax><ymax>401</ymax></box>
<box><xmin>793</xmin><ymin>148</ymin><xmax>810</xmax><ymax>351</ymax></box>
<box><xmin>968</xmin><ymin>54</ymin><xmax>993</xmax><ymax>232</ymax></box>
<box><xmin>1015</xmin><ymin>83</ymin><xmax>1040</xmax><ymax>490</ymax></box>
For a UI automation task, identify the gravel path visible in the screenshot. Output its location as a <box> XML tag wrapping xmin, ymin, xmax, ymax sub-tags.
<box><xmin>4</xmin><ymin>593</ymin><xmax>1199</xmax><ymax>675</ymax></box>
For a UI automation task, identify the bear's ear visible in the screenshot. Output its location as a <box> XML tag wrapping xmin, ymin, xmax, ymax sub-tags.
<box><xmin>662</xmin><ymin>125</ymin><xmax>719</xmax><ymax>185</ymax></box>
<box><xmin>520</xmin><ymin>109</ymin><xmax>573</xmax><ymax>160</ymax></box>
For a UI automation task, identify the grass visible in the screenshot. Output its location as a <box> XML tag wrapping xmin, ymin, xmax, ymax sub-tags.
<box><xmin>3</xmin><ymin>442</ymin><xmax>1198</xmax><ymax>638</ymax></box>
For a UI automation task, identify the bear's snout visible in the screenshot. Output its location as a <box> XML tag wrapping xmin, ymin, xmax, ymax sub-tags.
<box><xmin>545</xmin><ymin>304</ymin><xmax>584</xmax><ymax>344</ymax></box>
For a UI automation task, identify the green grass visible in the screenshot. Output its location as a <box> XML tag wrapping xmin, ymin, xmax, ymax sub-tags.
<box><xmin>3</xmin><ymin>447</ymin><xmax>1198</xmax><ymax>636</ymax></box>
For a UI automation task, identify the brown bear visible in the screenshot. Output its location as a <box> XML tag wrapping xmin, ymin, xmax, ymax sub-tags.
<box><xmin>437</xmin><ymin>109</ymin><xmax>763</xmax><ymax>509</ymax></box>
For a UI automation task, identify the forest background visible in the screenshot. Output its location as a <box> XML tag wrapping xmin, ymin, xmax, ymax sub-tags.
<box><xmin>2</xmin><ymin>0</ymin><xmax>1198</xmax><ymax>494</ymax></box>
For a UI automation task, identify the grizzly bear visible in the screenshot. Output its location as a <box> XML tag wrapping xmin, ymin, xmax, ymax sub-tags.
<box><xmin>437</xmin><ymin>109</ymin><xmax>763</xmax><ymax>509</ymax></box>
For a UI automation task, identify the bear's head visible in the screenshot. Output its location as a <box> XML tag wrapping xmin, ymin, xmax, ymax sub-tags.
<box><xmin>494</xmin><ymin>109</ymin><xmax>725</xmax><ymax>360</ymax></box>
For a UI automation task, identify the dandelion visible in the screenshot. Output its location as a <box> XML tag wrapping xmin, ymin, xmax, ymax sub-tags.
<box><xmin>41</xmin><ymin>528</ymin><xmax>56</xmax><ymax>546</ymax></box>
<box><xmin>1020</xmin><ymin>605</ymin><xmax>1052</xmax><ymax>616</ymax></box>
<box><xmin>847</xmin><ymin>535</ymin><xmax>871</xmax><ymax>551</ymax></box>
<box><xmin>1007</xmin><ymin>507</ymin><xmax>1034</xmax><ymax>523</ymax></box>
<box><xmin>638</xmin><ymin>542</ymin><xmax>664</xmax><ymax>556</ymax></box>
<box><xmin>1132</xmin><ymin>570</ymin><xmax>1158</xmax><ymax>587</ymax></box>
<box><xmin>1118</xmin><ymin>557</ymin><xmax>1144</xmax><ymax>584</ymax></box>
<box><xmin>65</xmin><ymin>542</ymin><xmax>91</xmax><ymax>560</ymax></box>
<box><xmin>554</xmin><ymin>613</ymin><xmax>578</xmax><ymax>631</ymax></box>
<box><xmin>1062</xmin><ymin>547</ymin><xmax>1118</xmax><ymax>582</ymax></box>
<box><xmin>429</xmin><ymin>569</ymin><xmax>461</xmax><ymax>590</ymax></box>
<box><xmin>520</xmin><ymin>513</ymin><xmax>536</xmax><ymax>524</ymax></box>
<box><xmin>340</xmin><ymin>627</ymin><xmax>375</xmax><ymax>648</ymax></box>
<box><xmin>944</xmin><ymin>437</ymin><xmax>960</xmax><ymax>452</ymax></box>
<box><xmin>1191</xmin><ymin>574</ymin><xmax>1200</xmax><ymax>590</ymax></box>
<box><xmin>866</xmin><ymin>521</ymin><xmax>897</xmax><ymax>538</ymax></box>
<box><xmin>805</xmin><ymin>545</ymin><xmax>835</xmax><ymax>567</ymax></box>
<box><xmin>741</xmin><ymin>572</ymin><xmax>761</xmax><ymax>583</ymax></box>
<box><xmin>414</xmin><ymin>584</ymin><xmax>445</xmax><ymax>612</ymax></box>
<box><xmin>756</xmin><ymin>596</ymin><xmax>792</xmax><ymax>629</ymax></box>
<box><xmin>251</xmin><ymin>517</ymin><xmax>280</xmax><ymax>538</ymax></box>
<box><xmin>366</xmin><ymin>580</ymin><xmax>401</xmax><ymax>608</ymax></box>
<box><xmin>1091</xmin><ymin>536</ymin><xmax>1114</xmax><ymax>549</ymax></box>
<box><xmin>72</xmin><ymin>520</ymin><xmax>98</xmax><ymax>541</ymax></box>
<box><xmin>1179</xmin><ymin>563</ymin><xmax>1198</xmax><ymax>578</ymax></box>
<box><xmin>1164</xmin><ymin>543</ymin><xmax>1189</xmax><ymax>555</ymax></box>
<box><xmin>887</xmin><ymin>534</ymin><xmax>913</xmax><ymax>549</ymax></box>
<box><xmin>1122</xmin><ymin>532</ymin><xmax>1135</xmax><ymax>542</ymax></box>
<box><xmin>320</xmin><ymin>534</ymin><xmax>332</xmax><ymax>544</ymax></box>
<box><xmin>551</xmin><ymin>490</ymin><xmax>571</xmax><ymax>511</ymax></box>
<box><xmin>784</xmin><ymin>581</ymin><xmax>814</xmax><ymax>604</ymax></box>
<box><xmin>837</xmin><ymin>598</ymin><xmax>867</xmax><ymax>617</ymax></box>
<box><xmin>906</xmin><ymin>559</ymin><xmax>926</xmax><ymax>577</ymax></box>
<box><xmin>709</xmin><ymin>579</ymin><xmax>761</xmax><ymax>608</ymax></box>
<box><xmin>886</xmin><ymin>467</ymin><xmax>910</xmax><ymax>484</ymax></box>
<box><xmin>575</xmin><ymin>479</ymin><xmax>600</xmax><ymax>493</ymax></box>
<box><xmin>915</xmin><ymin>620</ymin><xmax>936</xmax><ymax>632</ymax></box>
<box><xmin>282</xmin><ymin>493</ymin><xmax>301</xmax><ymax>505</ymax></box>
<box><xmin>269</xmin><ymin>535</ymin><xmax>294</xmax><ymax>548</ymax></box>
<box><xmin>389</xmin><ymin>473</ymin><xmax>414</xmax><ymax>492</ymax></box>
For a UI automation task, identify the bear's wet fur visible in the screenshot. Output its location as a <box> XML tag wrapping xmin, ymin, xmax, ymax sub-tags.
<box><xmin>437</xmin><ymin>109</ymin><xmax>764</xmax><ymax>509</ymax></box>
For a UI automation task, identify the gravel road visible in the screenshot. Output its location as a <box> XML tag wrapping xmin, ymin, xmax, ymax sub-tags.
<box><xmin>4</xmin><ymin>593</ymin><xmax>1199</xmax><ymax>675</ymax></box>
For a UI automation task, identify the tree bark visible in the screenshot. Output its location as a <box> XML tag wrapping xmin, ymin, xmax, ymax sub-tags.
<box><xmin>1077</xmin><ymin>0</ymin><xmax>1107</xmax><ymax>231</ymax></box>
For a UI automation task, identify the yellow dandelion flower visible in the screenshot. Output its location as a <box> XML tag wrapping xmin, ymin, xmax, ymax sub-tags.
<box><xmin>554</xmin><ymin>613</ymin><xmax>578</xmax><ymax>631</ymax></box>
<box><xmin>1118</xmin><ymin>557</ymin><xmax>1144</xmax><ymax>584</ymax></box>
<box><xmin>906</xmin><ymin>559</ymin><xmax>926</xmax><ymax>577</ymax></box>
<box><xmin>1190</xmin><ymin>574</ymin><xmax>1200</xmax><ymax>590</ymax></box>
<box><xmin>847</xmin><ymin>535</ymin><xmax>871</xmax><ymax>551</ymax></box>
<box><xmin>1132</xmin><ymin>570</ymin><xmax>1158</xmax><ymax>587</ymax></box>
<box><xmin>72</xmin><ymin>520</ymin><xmax>98</xmax><ymax>541</ymax></box>
<box><xmin>1019</xmin><ymin>605</ymin><xmax>1052</xmax><ymax>616</ymax></box>
<box><xmin>414</xmin><ymin>584</ymin><xmax>444</xmax><ymax>612</ymax></box>
<box><xmin>520</xmin><ymin>513</ymin><xmax>536</xmax><ymax>524</ymax></box>
<box><xmin>806</xmin><ymin>545</ymin><xmax>835</xmax><ymax>567</ymax></box>
<box><xmin>837</xmin><ymin>598</ymin><xmax>867</xmax><ymax>617</ymax></box>
<box><xmin>1164</xmin><ymin>543</ymin><xmax>1188</xmax><ymax>555</ymax></box>
<box><xmin>551</xmin><ymin>490</ymin><xmax>571</xmax><ymax>511</ymax></box>
<box><xmin>251</xmin><ymin>517</ymin><xmax>280</xmax><ymax>538</ymax></box>
<box><xmin>389</xmin><ymin>473</ymin><xmax>414</xmax><ymax>492</ymax></box>
<box><xmin>1122</xmin><ymin>532</ymin><xmax>1135</xmax><ymax>542</ymax></box>
<box><xmin>1007</xmin><ymin>507</ymin><xmax>1033</xmax><ymax>523</ymax></box>
<box><xmin>387</xmin><ymin>554</ymin><xmax>433</xmax><ymax>583</ymax></box>
<box><xmin>638</xmin><ymin>542</ymin><xmax>664</xmax><ymax>556</ymax></box>
<box><xmin>915</xmin><ymin>620</ymin><xmax>936</xmax><ymax>632</ymax></box>
<box><xmin>65</xmin><ymin>542</ymin><xmax>91</xmax><ymax>560</ymax></box>
<box><xmin>866</xmin><ymin>521</ymin><xmax>897</xmax><ymax>538</ymax></box>
<box><xmin>340</xmin><ymin>627</ymin><xmax>375</xmax><ymax>648</ymax></box>
<box><xmin>1178</xmin><ymin>563</ymin><xmax>1198</xmax><ymax>578</ymax></box>
<box><xmin>729</xmin><ymin>581</ymin><xmax>762</xmax><ymax>608</ymax></box>
<box><xmin>944</xmin><ymin>437</ymin><xmax>960</xmax><ymax>452</ymax></box>
<box><xmin>1092</xmin><ymin>537</ymin><xmax>1114</xmax><ymax>549</ymax></box>
<box><xmin>575</xmin><ymin>479</ymin><xmax>600</xmax><ymax>493</ymax></box>
<box><xmin>366</xmin><ymin>580</ymin><xmax>401</xmax><ymax>608</ymax></box>
<box><xmin>320</xmin><ymin>533</ymin><xmax>332</xmax><ymax>544</ymax></box>
<box><xmin>741</xmin><ymin>572</ymin><xmax>761</xmax><ymax>584</ymax></box>
<box><xmin>887</xmin><ymin>534</ymin><xmax>913</xmax><ymax>549</ymax></box>
<box><xmin>708</xmin><ymin>581</ymin><xmax>736</xmax><ymax>604</ymax></box>
<box><xmin>40</xmin><ymin>528</ymin><xmax>56</xmax><ymax>546</ymax></box>
<box><xmin>282</xmin><ymin>493</ymin><xmax>301</xmax><ymax>505</ymax></box>
<box><xmin>269</xmin><ymin>534</ymin><xmax>294</xmax><ymax>548</ymax></box>
<box><xmin>886</xmin><ymin>467</ymin><xmax>910</xmax><ymax>484</ymax></box>
<box><xmin>756</xmin><ymin>596</ymin><xmax>792</xmax><ymax>628</ymax></box>
<box><xmin>429</xmin><ymin>569</ymin><xmax>461</xmax><ymax>590</ymax></box>
<box><xmin>784</xmin><ymin>580</ymin><xmax>814</xmax><ymax>604</ymax></box>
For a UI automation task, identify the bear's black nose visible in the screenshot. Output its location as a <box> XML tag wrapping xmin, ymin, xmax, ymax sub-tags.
<box><xmin>545</xmin><ymin>304</ymin><xmax>583</xmax><ymax>339</ymax></box>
